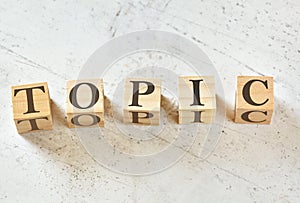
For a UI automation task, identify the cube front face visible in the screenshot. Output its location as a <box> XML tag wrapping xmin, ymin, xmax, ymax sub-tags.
<box><xmin>66</xmin><ymin>79</ymin><xmax>104</xmax><ymax>128</ymax></box>
<box><xmin>234</xmin><ymin>76</ymin><xmax>274</xmax><ymax>124</ymax></box>
<box><xmin>178</xmin><ymin>76</ymin><xmax>216</xmax><ymax>124</ymax></box>
<box><xmin>123</xmin><ymin>78</ymin><xmax>161</xmax><ymax>125</ymax></box>
<box><xmin>11</xmin><ymin>82</ymin><xmax>53</xmax><ymax>134</ymax></box>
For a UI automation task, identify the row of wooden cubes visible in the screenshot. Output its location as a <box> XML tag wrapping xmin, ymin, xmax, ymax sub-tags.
<box><xmin>11</xmin><ymin>76</ymin><xmax>274</xmax><ymax>134</ymax></box>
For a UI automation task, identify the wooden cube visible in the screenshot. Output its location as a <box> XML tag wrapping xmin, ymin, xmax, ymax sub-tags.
<box><xmin>11</xmin><ymin>82</ymin><xmax>53</xmax><ymax>134</ymax></box>
<box><xmin>123</xmin><ymin>78</ymin><xmax>161</xmax><ymax>125</ymax></box>
<box><xmin>66</xmin><ymin>79</ymin><xmax>104</xmax><ymax>128</ymax></box>
<box><xmin>178</xmin><ymin>76</ymin><xmax>216</xmax><ymax>124</ymax></box>
<box><xmin>234</xmin><ymin>76</ymin><xmax>274</xmax><ymax>124</ymax></box>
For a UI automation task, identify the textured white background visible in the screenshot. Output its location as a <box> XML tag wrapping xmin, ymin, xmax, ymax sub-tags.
<box><xmin>0</xmin><ymin>0</ymin><xmax>299</xmax><ymax>202</ymax></box>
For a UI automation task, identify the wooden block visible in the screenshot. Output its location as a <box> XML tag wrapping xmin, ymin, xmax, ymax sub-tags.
<box><xmin>11</xmin><ymin>82</ymin><xmax>53</xmax><ymax>134</ymax></box>
<box><xmin>234</xmin><ymin>76</ymin><xmax>274</xmax><ymax>124</ymax></box>
<box><xmin>66</xmin><ymin>79</ymin><xmax>104</xmax><ymax>128</ymax></box>
<box><xmin>178</xmin><ymin>76</ymin><xmax>216</xmax><ymax>124</ymax></box>
<box><xmin>123</xmin><ymin>78</ymin><xmax>161</xmax><ymax>125</ymax></box>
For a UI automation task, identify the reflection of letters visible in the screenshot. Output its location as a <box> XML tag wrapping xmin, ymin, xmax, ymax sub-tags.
<box><xmin>17</xmin><ymin>117</ymin><xmax>49</xmax><ymax>131</ymax></box>
<box><xmin>71</xmin><ymin>114</ymin><xmax>101</xmax><ymax>127</ymax></box>
<box><xmin>130</xmin><ymin>112</ymin><xmax>154</xmax><ymax>123</ymax></box>
<box><xmin>241</xmin><ymin>110</ymin><xmax>267</xmax><ymax>123</ymax></box>
<box><xmin>192</xmin><ymin>111</ymin><xmax>204</xmax><ymax>123</ymax></box>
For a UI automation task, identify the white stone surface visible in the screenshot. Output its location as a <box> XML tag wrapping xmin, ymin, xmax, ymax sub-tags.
<box><xmin>0</xmin><ymin>0</ymin><xmax>299</xmax><ymax>202</ymax></box>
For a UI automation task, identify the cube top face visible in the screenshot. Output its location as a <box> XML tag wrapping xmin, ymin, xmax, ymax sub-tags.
<box><xmin>236</xmin><ymin>76</ymin><xmax>274</xmax><ymax>111</ymax></box>
<box><xmin>178</xmin><ymin>76</ymin><xmax>216</xmax><ymax>110</ymax></box>
<box><xmin>123</xmin><ymin>78</ymin><xmax>161</xmax><ymax>112</ymax></box>
<box><xmin>12</xmin><ymin>82</ymin><xmax>51</xmax><ymax>120</ymax></box>
<box><xmin>66</xmin><ymin>79</ymin><xmax>104</xmax><ymax>114</ymax></box>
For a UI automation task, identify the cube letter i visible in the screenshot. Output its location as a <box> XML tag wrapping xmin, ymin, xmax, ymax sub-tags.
<box><xmin>178</xmin><ymin>76</ymin><xmax>216</xmax><ymax>124</ymax></box>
